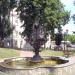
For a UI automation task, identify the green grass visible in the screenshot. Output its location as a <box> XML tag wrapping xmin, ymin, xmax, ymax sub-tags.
<box><xmin>48</xmin><ymin>73</ymin><xmax>54</xmax><ymax>75</ymax></box>
<box><xmin>0</xmin><ymin>48</ymin><xmax>75</xmax><ymax>59</ymax></box>
<box><xmin>40</xmin><ymin>50</ymin><xmax>64</xmax><ymax>57</ymax></box>
<box><xmin>71</xmin><ymin>51</ymin><xmax>75</xmax><ymax>56</ymax></box>
<box><xmin>0</xmin><ymin>48</ymin><xmax>64</xmax><ymax>59</ymax></box>
<box><xmin>0</xmin><ymin>48</ymin><xmax>19</xmax><ymax>59</ymax></box>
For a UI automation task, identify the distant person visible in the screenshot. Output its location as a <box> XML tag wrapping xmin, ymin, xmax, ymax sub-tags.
<box><xmin>54</xmin><ymin>30</ymin><xmax>63</xmax><ymax>50</ymax></box>
<box><xmin>55</xmin><ymin>32</ymin><xmax>63</xmax><ymax>45</ymax></box>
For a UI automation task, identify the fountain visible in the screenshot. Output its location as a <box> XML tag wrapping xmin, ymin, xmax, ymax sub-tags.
<box><xmin>0</xmin><ymin>18</ymin><xmax>70</xmax><ymax>75</ymax></box>
<box><xmin>0</xmin><ymin>56</ymin><xmax>69</xmax><ymax>75</ymax></box>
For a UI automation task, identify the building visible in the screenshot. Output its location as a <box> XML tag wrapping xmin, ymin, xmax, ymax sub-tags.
<box><xmin>4</xmin><ymin>8</ymin><xmax>24</xmax><ymax>49</ymax></box>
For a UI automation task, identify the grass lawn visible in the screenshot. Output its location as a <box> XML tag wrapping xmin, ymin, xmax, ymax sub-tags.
<box><xmin>0</xmin><ymin>48</ymin><xmax>19</xmax><ymax>59</ymax></box>
<box><xmin>40</xmin><ymin>48</ymin><xmax>75</xmax><ymax>57</ymax></box>
<box><xmin>0</xmin><ymin>48</ymin><xmax>75</xmax><ymax>59</ymax></box>
<box><xmin>40</xmin><ymin>50</ymin><xmax>64</xmax><ymax>57</ymax></box>
<box><xmin>71</xmin><ymin>51</ymin><xmax>75</xmax><ymax>56</ymax></box>
<box><xmin>0</xmin><ymin>48</ymin><xmax>64</xmax><ymax>59</ymax></box>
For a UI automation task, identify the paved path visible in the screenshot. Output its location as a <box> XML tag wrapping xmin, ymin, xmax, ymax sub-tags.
<box><xmin>19</xmin><ymin>51</ymin><xmax>34</xmax><ymax>57</ymax></box>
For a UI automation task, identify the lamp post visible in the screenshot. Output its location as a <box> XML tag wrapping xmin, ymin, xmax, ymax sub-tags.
<box><xmin>64</xmin><ymin>29</ymin><xmax>68</xmax><ymax>50</ymax></box>
<box><xmin>64</xmin><ymin>29</ymin><xmax>69</xmax><ymax>57</ymax></box>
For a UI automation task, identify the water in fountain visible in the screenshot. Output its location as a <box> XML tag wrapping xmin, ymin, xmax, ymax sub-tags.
<box><xmin>0</xmin><ymin>57</ymin><xmax>68</xmax><ymax>69</ymax></box>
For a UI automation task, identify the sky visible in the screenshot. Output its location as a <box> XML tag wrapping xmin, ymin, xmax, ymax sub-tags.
<box><xmin>60</xmin><ymin>0</ymin><xmax>75</xmax><ymax>34</ymax></box>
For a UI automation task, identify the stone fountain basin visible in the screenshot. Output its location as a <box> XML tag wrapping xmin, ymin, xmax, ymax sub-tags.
<box><xmin>0</xmin><ymin>57</ymin><xmax>68</xmax><ymax>69</ymax></box>
<box><xmin>0</xmin><ymin>56</ymin><xmax>74</xmax><ymax>75</ymax></box>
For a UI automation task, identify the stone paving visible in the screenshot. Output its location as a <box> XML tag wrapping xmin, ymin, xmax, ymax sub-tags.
<box><xmin>20</xmin><ymin>50</ymin><xmax>34</xmax><ymax>57</ymax></box>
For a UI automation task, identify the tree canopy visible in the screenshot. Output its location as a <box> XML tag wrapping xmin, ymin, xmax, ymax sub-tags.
<box><xmin>16</xmin><ymin>0</ymin><xmax>70</xmax><ymax>40</ymax></box>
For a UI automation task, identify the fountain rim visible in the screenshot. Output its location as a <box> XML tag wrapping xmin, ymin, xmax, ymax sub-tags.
<box><xmin>0</xmin><ymin>56</ymin><xmax>70</xmax><ymax>70</ymax></box>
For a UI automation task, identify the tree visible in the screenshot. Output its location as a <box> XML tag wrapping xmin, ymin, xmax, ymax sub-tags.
<box><xmin>15</xmin><ymin>0</ymin><xmax>70</xmax><ymax>61</ymax></box>
<box><xmin>16</xmin><ymin>0</ymin><xmax>70</xmax><ymax>39</ymax></box>
<box><xmin>0</xmin><ymin>0</ymin><xmax>16</xmax><ymax>47</ymax></box>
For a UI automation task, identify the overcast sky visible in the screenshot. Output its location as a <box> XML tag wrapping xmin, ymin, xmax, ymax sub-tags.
<box><xmin>61</xmin><ymin>0</ymin><xmax>75</xmax><ymax>34</ymax></box>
